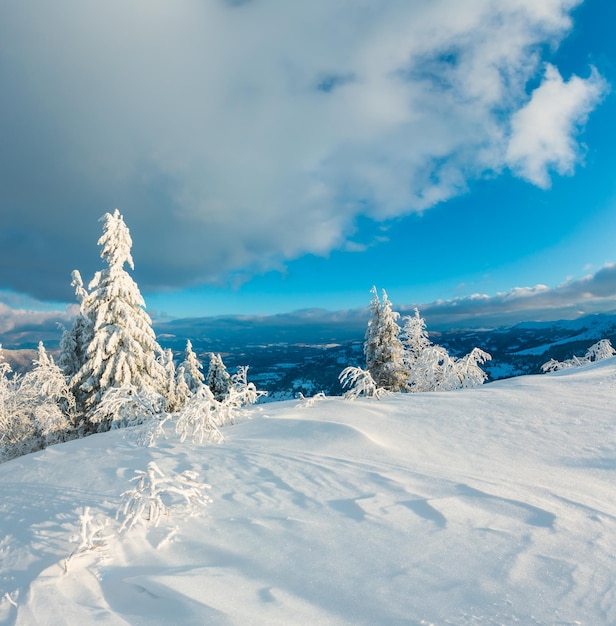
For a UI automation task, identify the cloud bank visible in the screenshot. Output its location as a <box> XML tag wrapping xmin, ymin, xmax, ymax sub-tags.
<box><xmin>0</xmin><ymin>301</ymin><xmax>75</xmax><ymax>348</ymax></box>
<box><xmin>0</xmin><ymin>0</ymin><xmax>606</xmax><ymax>300</ymax></box>
<box><xmin>408</xmin><ymin>264</ymin><xmax>616</xmax><ymax>328</ymax></box>
<box><xmin>1</xmin><ymin>264</ymin><xmax>616</xmax><ymax>348</ymax></box>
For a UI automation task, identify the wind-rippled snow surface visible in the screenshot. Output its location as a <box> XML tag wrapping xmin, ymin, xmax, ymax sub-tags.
<box><xmin>1</xmin><ymin>360</ymin><xmax>615</xmax><ymax>625</ymax></box>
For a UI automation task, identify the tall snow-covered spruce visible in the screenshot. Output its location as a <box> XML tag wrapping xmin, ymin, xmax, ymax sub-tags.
<box><xmin>364</xmin><ymin>287</ymin><xmax>408</xmax><ymax>391</ymax></box>
<box><xmin>72</xmin><ymin>210</ymin><xmax>167</xmax><ymax>424</ymax></box>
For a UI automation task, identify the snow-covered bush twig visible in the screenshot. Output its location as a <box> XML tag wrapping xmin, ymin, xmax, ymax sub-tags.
<box><xmin>64</xmin><ymin>507</ymin><xmax>110</xmax><ymax>572</ymax></box>
<box><xmin>296</xmin><ymin>391</ymin><xmax>327</xmax><ymax>408</ymax></box>
<box><xmin>339</xmin><ymin>367</ymin><xmax>388</xmax><ymax>400</ymax></box>
<box><xmin>117</xmin><ymin>461</ymin><xmax>212</xmax><ymax>532</ymax></box>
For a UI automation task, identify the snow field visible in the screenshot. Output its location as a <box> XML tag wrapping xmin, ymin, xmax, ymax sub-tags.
<box><xmin>1</xmin><ymin>359</ymin><xmax>615</xmax><ymax>625</ymax></box>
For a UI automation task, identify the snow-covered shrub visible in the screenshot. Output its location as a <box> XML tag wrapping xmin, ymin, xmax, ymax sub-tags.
<box><xmin>0</xmin><ymin>350</ymin><xmax>36</xmax><ymax>461</ymax></box>
<box><xmin>1</xmin><ymin>343</ymin><xmax>77</xmax><ymax>461</ymax></box>
<box><xmin>175</xmin><ymin>385</ymin><xmax>224</xmax><ymax>445</ymax></box>
<box><xmin>230</xmin><ymin>366</ymin><xmax>266</xmax><ymax>407</ymax></box>
<box><xmin>117</xmin><ymin>461</ymin><xmax>212</xmax><ymax>532</ymax></box>
<box><xmin>19</xmin><ymin>343</ymin><xmax>76</xmax><ymax>440</ymax></box>
<box><xmin>213</xmin><ymin>366</ymin><xmax>267</xmax><ymax>426</ymax></box>
<box><xmin>90</xmin><ymin>384</ymin><xmax>166</xmax><ymax>433</ymax></box>
<box><xmin>64</xmin><ymin>507</ymin><xmax>110</xmax><ymax>571</ymax></box>
<box><xmin>408</xmin><ymin>344</ymin><xmax>457</xmax><ymax>392</ymax></box>
<box><xmin>402</xmin><ymin>309</ymin><xmax>491</xmax><ymax>392</ymax></box>
<box><xmin>296</xmin><ymin>391</ymin><xmax>327</xmax><ymax>408</ymax></box>
<box><xmin>454</xmin><ymin>347</ymin><xmax>492</xmax><ymax>388</ymax></box>
<box><xmin>409</xmin><ymin>345</ymin><xmax>492</xmax><ymax>392</ymax></box>
<box><xmin>542</xmin><ymin>339</ymin><xmax>616</xmax><ymax>372</ymax></box>
<box><xmin>339</xmin><ymin>366</ymin><xmax>388</xmax><ymax>400</ymax></box>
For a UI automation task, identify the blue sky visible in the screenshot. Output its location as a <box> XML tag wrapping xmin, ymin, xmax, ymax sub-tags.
<box><xmin>1</xmin><ymin>0</ymin><xmax>616</xmax><ymax>335</ymax></box>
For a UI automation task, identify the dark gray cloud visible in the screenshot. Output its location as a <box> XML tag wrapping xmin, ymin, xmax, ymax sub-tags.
<box><xmin>0</xmin><ymin>1</ymin><xmax>604</xmax><ymax>302</ymax></box>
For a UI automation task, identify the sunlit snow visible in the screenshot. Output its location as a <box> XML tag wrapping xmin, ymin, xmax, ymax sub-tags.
<box><xmin>1</xmin><ymin>360</ymin><xmax>615</xmax><ymax>625</ymax></box>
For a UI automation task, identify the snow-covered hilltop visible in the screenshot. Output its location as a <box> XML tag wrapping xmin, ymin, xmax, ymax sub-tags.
<box><xmin>1</xmin><ymin>359</ymin><xmax>615</xmax><ymax>625</ymax></box>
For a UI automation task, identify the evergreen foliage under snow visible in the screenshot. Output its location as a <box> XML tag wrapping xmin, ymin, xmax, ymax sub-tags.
<box><xmin>344</xmin><ymin>289</ymin><xmax>492</xmax><ymax>397</ymax></box>
<box><xmin>71</xmin><ymin>210</ymin><xmax>167</xmax><ymax>420</ymax></box>
<box><xmin>541</xmin><ymin>338</ymin><xmax>616</xmax><ymax>371</ymax></box>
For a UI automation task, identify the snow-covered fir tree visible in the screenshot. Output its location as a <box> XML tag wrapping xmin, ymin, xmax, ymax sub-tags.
<box><xmin>177</xmin><ymin>340</ymin><xmax>205</xmax><ymax>395</ymax></box>
<box><xmin>175</xmin><ymin>364</ymin><xmax>192</xmax><ymax>410</ymax></box>
<box><xmin>400</xmin><ymin>308</ymin><xmax>431</xmax><ymax>364</ymax></box>
<box><xmin>71</xmin><ymin>209</ymin><xmax>167</xmax><ymax>423</ymax></box>
<box><xmin>363</xmin><ymin>288</ymin><xmax>408</xmax><ymax>392</ymax></box>
<box><xmin>207</xmin><ymin>353</ymin><xmax>231</xmax><ymax>401</ymax></box>
<box><xmin>364</xmin><ymin>286</ymin><xmax>382</xmax><ymax>376</ymax></box>
<box><xmin>160</xmin><ymin>348</ymin><xmax>181</xmax><ymax>412</ymax></box>
<box><xmin>58</xmin><ymin>271</ymin><xmax>94</xmax><ymax>380</ymax></box>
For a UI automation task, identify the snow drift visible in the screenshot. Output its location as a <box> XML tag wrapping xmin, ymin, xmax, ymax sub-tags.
<box><xmin>1</xmin><ymin>360</ymin><xmax>615</xmax><ymax>625</ymax></box>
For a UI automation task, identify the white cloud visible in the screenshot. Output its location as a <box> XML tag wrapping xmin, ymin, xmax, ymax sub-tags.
<box><xmin>0</xmin><ymin>0</ymin><xmax>605</xmax><ymax>297</ymax></box>
<box><xmin>506</xmin><ymin>64</ymin><xmax>607</xmax><ymax>187</ymax></box>
<box><xmin>0</xmin><ymin>301</ymin><xmax>74</xmax><ymax>347</ymax></box>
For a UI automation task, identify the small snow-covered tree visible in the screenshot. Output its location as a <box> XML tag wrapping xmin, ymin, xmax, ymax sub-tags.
<box><xmin>160</xmin><ymin>348</ymin><xmax>181</xmax><ymax>412</ymax></box>
<box><xmin>19</xmin><ymin>342</ymin><xmax>76</xmax><ymax>441</ymax></box>
<box><xmin>58</xmin><ymin>271</ymin><xmax>94</xmax><ymax>380</ymax></box>
<box><xmin>178</xmin><ymin>340</ymin><xmax>205</xmax><ymax>394</ymax></box>
<box><xmin>174</xmin><ymin>364</ymin><xmax>192</xmax><ymax>409</ymax></box>
<box><xmin>229</xmin><ymin>365</ymin><xmax>266</xmax><ymax>408</ymax></box>
<box><xmin>454</xmin><ymin>348</ymin><xmax>492</xmax><ymax>388</ymax></box>
<box><xmin>363</xmin><ymin>288</ymin><xmax>408</xmax><ymax>391</ymax></box>
<box><xmin>542</xmin><ymin>338</ymin><xmax>616</xmax><ymax>372</ymax></box>
<box><xmin>207</xmin><ymin>353</ymin><xmax>231</xmax><ymax>401</ymax></box>
<box><xmin>72</xmin><ymin>210</ymin><xmax>167</xmax><ymax>424</ymax></box>
<box><xmin>401</xmin><ymin>309</ymin><xmax>431</xmax><ymax>363</ymax></box>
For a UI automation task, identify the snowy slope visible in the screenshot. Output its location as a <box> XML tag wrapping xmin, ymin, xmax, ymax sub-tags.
<box><xmin>1</xmin><ymin>360</ymin><xmax>616</xmax><ymax>625</ymax></box>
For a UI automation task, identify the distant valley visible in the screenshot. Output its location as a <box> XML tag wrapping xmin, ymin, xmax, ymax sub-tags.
<box><xmin>3</xmin><ymin>312</ymin><xmax>616</xmax><ymax>401</ymax></box>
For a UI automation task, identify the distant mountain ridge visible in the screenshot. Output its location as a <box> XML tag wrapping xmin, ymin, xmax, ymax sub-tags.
<box><xmin>2</xmin><ymin>312</ymin><xmax>616</xmax><ymax>399</ymax></box>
